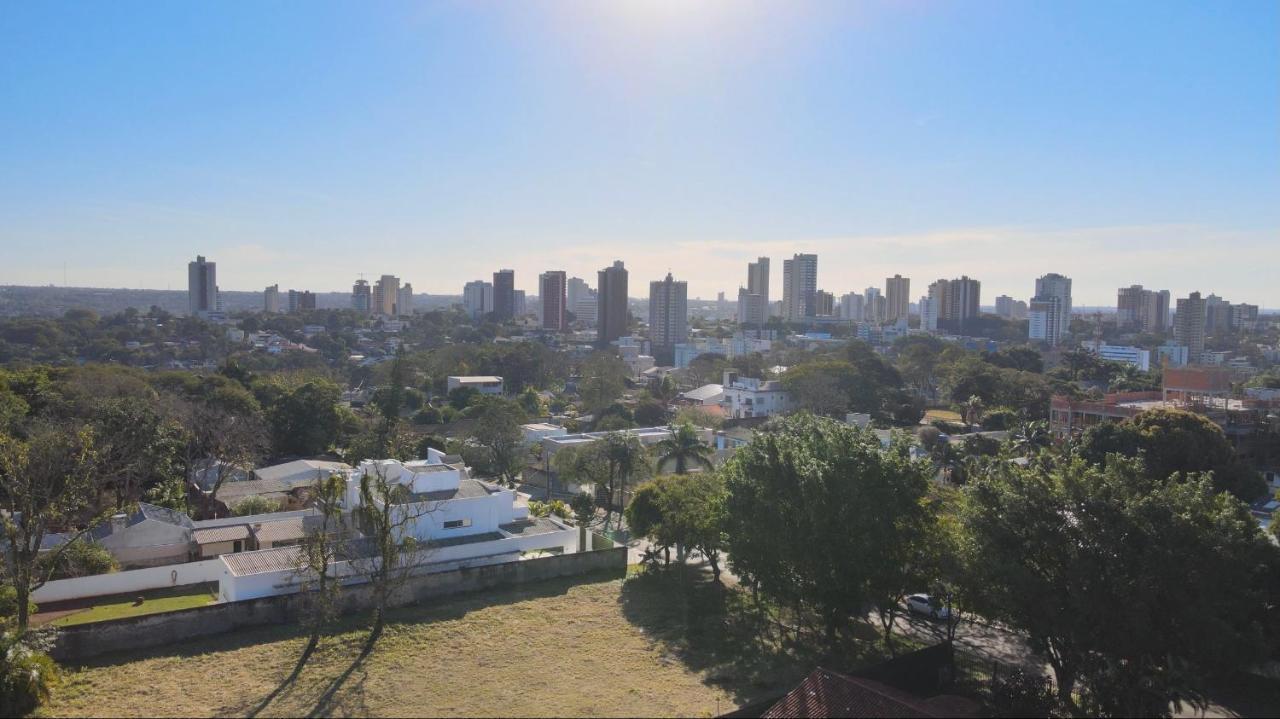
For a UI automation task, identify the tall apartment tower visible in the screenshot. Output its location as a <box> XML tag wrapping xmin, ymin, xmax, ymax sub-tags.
<box><xmin>597</xmin><ymin>260</ymin><xmax>629</xmax><ymax>346</ymax></box>
<box><xmin>814</xmin><ymin>290</ymin><xmax>835</xmax><ymax>317</ymax></box>
<box><xmin>648</xmin><ymin>272</ymin><xmax>688</xmax><ymax>364</ymax></box>
<box><xmin>885</xmin><ymin>274</ymin><xmax>910</xmax><ymax>325</ymax></box>
<box><xmin>1174</xmin><ymin>292</ymin><xmax>1207</xmax><ymax>359</ymax></box>
<box><xmin>539</xmin><ymin>271</ymin><xmax>568</xmax><ymax>331</ymax></box>
<box><xmin>396</xmin><ymin>283</ymin><xmax>414</xmax><ymax>316</ymax></box>
<box><xmin>1028</xmin><ymin>273</ymin><xmax>1072</xmax><ymax>346</ymax></box>
<box><xmin>781</xmin><ymin>253</ymin><xmax>817</xmax><ymax>322</ymax></box>
<box><xmin>567</xmin><ymin>277</ymin><xmax>591</xmax><ymax>313</ymax></box>
<box><xmin>945</xmin><ymin>276</ymin><xmax>981</xmax><ymax>331</ymax></box>
<box><xmin>1117</xmin><ymin>285</ymin><xmax>1170</xmax><ymax>333</ymax></box>
<box><xmin>737</xmin><ymin>257</ymin><xmax>771</xmax><ymax>328</ymax></box>
<box><xmin>923</xmin><ymin>280</ymin><xmax>949</xmax><ymax>331</ymax></box>
<box><xmin>187</xmin><ymin>255</ymin><xmax>218</xmax><ymax>317</ymax></box>
<box><xmin>372</xmin><ymin>275</ymin><xmax>399</xmax><ymax>316</ymax></box>
<box><xmin>864</xmin><ymin>287</ymin><xmax>884</xmax><ymax>323</ymax></box>
<box><xmin>463</xmin><ymin>280</ymin><xmax>491</xmax><ymax>319</ymax></box>
<box><xmin>840</xmin><ymin>292</ymin><xmax>865</xmax><ymax>322</ymax></box>
<box><xmin>351</xmin><ymin>279</ymin><xmax>372</xmax><ymax>315</ymax></box>
<box><xmin>264</xmin><ymin>284</ymin><xmax>281</xmax><ymax>314</ymax></box>
<box><xmin>492</xmin><ymin>269</ymin><xmax>515</xmax><ymax>321</ymax></box>
<box><xmin>287</xmin><ymin>289</ymin><xmax>315</xmax><ymax>313</ymax></box>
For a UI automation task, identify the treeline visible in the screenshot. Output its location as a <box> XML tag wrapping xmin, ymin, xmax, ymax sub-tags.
<box><xmin>623</xmin><ymin>413</ymin><xmax>1280</xmax><ymax>715</ymax></box>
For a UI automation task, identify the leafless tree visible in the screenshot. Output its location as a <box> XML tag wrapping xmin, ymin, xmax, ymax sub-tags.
<box><xmin>165</xmin><ymin>397</ymin><xmax>266</xmax><ymax>517</ymax></box>
<box><xmin>351</xmin><ymin>463</ymin><xmax>436</xmax><ymax>646</ymax></box>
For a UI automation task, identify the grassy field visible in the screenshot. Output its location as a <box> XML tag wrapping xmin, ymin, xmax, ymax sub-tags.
<box><xmin>41</xmin><ymin>569</ymin><xmax>845</xmax><ymax>717</ymax></box>
<box><xmin>47</xmin><ymin>583</ymin><xmax>219</xmax><ymax>627</ymax></box>
<box><xmin>923</xmin><ymin>408</ymin><xmax>964</xmax><ymax>424</ymax></box>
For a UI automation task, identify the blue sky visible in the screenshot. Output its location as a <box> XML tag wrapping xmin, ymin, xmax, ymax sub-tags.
<box><xmin>2</xmin><ymin>0</ymin><xmax>1277</xmax><ymax>306</ymax></box>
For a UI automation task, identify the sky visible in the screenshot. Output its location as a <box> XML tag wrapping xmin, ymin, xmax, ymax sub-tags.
<box><xmin>1</xmin><ymin>0</ymin><xmax>1277</xmax><ymax>307</ymax></box>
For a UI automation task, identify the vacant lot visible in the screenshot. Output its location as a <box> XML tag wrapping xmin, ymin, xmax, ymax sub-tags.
<box><xmin>41</xmin><ymin>570</ymin><xmax>820</xmax><ymax>717</ymax></box>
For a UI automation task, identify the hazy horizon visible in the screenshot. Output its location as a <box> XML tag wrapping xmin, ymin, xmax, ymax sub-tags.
<box><xmin>3</xmin><ymin>1</ymin><xmax>1277</xmax><ymax>307</ymax></box>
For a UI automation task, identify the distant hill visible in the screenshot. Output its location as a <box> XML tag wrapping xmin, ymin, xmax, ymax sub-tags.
<box><xmin>0</xmin><ymin>285</ymin><xmax>461</xmax><ymax>318</ymax></box>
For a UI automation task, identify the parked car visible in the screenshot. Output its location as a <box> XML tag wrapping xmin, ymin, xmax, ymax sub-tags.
<box><xmin>905</xmin><ymin>593</ymin><xmax>951</xmax><ymax>620</ymax></box>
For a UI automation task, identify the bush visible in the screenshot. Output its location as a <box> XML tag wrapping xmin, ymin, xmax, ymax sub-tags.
<box><xmin>440</xmin><ymin>406</ymin><xmax>461</xmax><ymax>423</ymax></box>
<box><xmin>981</xmin><ymin>407</ymin><xmax>1020</xmax><ymax>431</ymax></box>
<box><xmin>0</xmin><ymin>585</ymin><xmax>36</xmax><ymax>620</ymax></box>
<box><xmin>547</xmin><ymin>500</ymin><xmax>570</xmax><ymax>519</ymax></box>
<box><xmin>527</xmin><ymin>500</ymin><xmax>551</xmax><ymax>518</ymax></box>
<box><xmin>988</xmin><ymin>669</ymin><xmax>1057</xmax><ymax>718</ymax></box>
<box><xmin>232</xmin><ymin>495</ymin><xmax>282</xmax><ymax>517</ymax></box>
<box><xmin>37</xmin><ymin>541</ymin><xmax>117</xmax><ymax>580</ymax></box>
<box><xmin>413</xmin><ymin>406</ymin><xmax>442</xmax><ymax>425</ymax></box>
<box><xmin>0</xmin><ymin>628</ymin><xmax>60</xmax><ymax>716</ymax></box>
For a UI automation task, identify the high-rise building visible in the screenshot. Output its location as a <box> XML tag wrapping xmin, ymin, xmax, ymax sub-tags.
<box><xmin>923</xmin><ymin>280</ymin><xmax>949</xmax><ymax>332</ymax></box>
<box><xmin>575</xmin><ymin>291</ymin><xmax>598</xmax><ymax>326</ymax></box>
<box><xmin>648</xmin><ymin>272</ymin><xmax>688</xmax><ymax>364</ymax></box>
<box><xmin>597</xmin><ymin>260</ymin><xmax>629</xmax><ymax>346</ymax></box>
<box><xmin>1174</xmin><ymin>291</ymin><xmax>1207</xmax><ymax>359</ymax></box>
<box><xmin>1204</xmin><ymin>294</ymin><xmax>1233</xmax><ymax>335</ymax></box>
<box><xmin>1028</xmin><ymin>273</ymin><xmax>1072</xmax><ymax>346</ymax></box>
<box><xmin>264</xmin><ymin>284</ymin><xmax>281</xmax><ymax>314</ymax></box>
<box><xmin>539</xmin><ymin>270</ymin><xmax>568</xmax><ymax>331</ymax></box>
<box><xmin>1117</xmin><ymin>285</ymin><xmax>1170</xmax><ymax>333</ymax></box>
<box><xmin>1231</xmin><ymin>303</ymin><xmax>1259</xmax><ymax>331</ymax></box>
<box><xmin>287</xmin><ymin>289</ymin><xmax>315</xmax><ymax>313</ymax></box>
<box><xmin>781</xmin><ymin>253</ymin><xmax>817</xmax><ymax>322</ymax></box>
<box><xmin>943</xmin><ymin>276</ymin><xmax>981</xmax><ymax>332</ymax></box>
<box><xmin>885</xmin><ymin>274</ymin><xmax>910</xmax><ymax>325</ymax></box>
<box><xmin>372</xmin><ymin>275</ymin><xmax>399</xmax><ymax>316</ymax></box>
<box><xmin>513</xmin><ymin>290</ymin><xmax>526</xmax><ymax>318</ymax></box>
<box><xmin>841</xmin><ymin>292</ymin><xmax>864</xmax><ymax>322</ymax></box>
<box><xmin>351</xmin><ymin>279</ymin><xmax>372</xmax><ymax>315</ymax></box>
<box><xmin>814</xmin><ymin>290</ymin><xmax>835</xmax><ymax>317</ymax></box>
<box><xmin>736</xmin><ymin>257</ymin><xmax>771</xmax><ymax>328</ymax></box>
<box><xmin>493</xmin><ymin>270</ymin><xmax>515</xmax><ymax>320</ymax></box>
<box><xmin>995</xmin><ymin>294</ymin><xmax>1025</xmax><ymax>320</ymax></box>
<box><xmin>463</xmin><ymin>280</ymin><xmax>491</xmax><ymax>319</ymax></box>
<box><xmin>716</xmin><ymin>291</ymin><xmax>727</xmax><ymax>321</ymax></box>
<box><xmin>567</xmin><ymin>277</ymin><xmax>591</xmax><ymax>314</ymax></box>
<box><xmin>863</xmin><ymin>287</ymin><xmax>884</xmax><ymax>323</ymax></box>
<box><xmin>187</xmin><ymin>255</ymin><xmax>218</xmax><ymax>317</ymax></box>
<box><xmin>396</xmin><ymin>283</ymin><xmax>414</xmax><ymax>316</ymax></box>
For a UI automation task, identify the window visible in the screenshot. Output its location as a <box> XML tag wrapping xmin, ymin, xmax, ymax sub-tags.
<box><xmin>232</xmin><ymin>540</ymin><xmax>243</xmax><ymax>553</ymax></box>
<box><xmin>443</xmin><ymin>518</ymin><xmax>472</xmax><ymax>530</ymax></box>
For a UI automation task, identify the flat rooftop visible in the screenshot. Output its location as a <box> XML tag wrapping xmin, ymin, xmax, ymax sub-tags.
<box><xmin>408</xmin><ymin>478</ymin><xmax>498</xmax><ymax>503</ymax></box>
<box><xmin>499</xmin><ymin>517</ymin><xmax>565</xmax><ymax>536</ymax></box>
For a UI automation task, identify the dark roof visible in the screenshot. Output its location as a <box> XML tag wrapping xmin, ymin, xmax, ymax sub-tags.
<box><xmin>215</xmin><ymin>477</ymin><xmax>291</xmax><ymax>503</ymax></box>
<box><xmin>91</xmin><ymin>502</ymin><xmax>193</xmax><ymax>540</ymax></box>
<box><xmin>763</xmin><ymin>668</ymin><xmax>964</xmax><ymax>718</ymax></box>
<box><xmin>499</xmin><ymin>517</ymin><xmax>565</xmax><ymax>536</ymax></box>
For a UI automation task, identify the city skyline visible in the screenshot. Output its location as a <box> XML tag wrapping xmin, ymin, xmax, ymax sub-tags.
<box><xmin>2</xmin><ymin>1</ymin><xmax>1277</xmax><ymax>306</ymax></box>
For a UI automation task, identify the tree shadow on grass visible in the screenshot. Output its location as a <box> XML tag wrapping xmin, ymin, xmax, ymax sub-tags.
<box><xmin>618</xmin><ymin>567</ymin><xmax>889</xmax><ymax>707</ymax></box>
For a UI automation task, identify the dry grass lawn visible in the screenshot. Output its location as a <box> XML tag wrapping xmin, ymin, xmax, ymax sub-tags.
<box><xmin>40</xmin><ymin>570</ymin><xmax>810</xmax><ymax>717</ymax></box>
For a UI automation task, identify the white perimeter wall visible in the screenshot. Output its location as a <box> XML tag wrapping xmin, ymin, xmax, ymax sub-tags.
<box><xmin>33</xmin><ymin>558</ymin><xmax>225</xmax><ymax>604</ymax></box>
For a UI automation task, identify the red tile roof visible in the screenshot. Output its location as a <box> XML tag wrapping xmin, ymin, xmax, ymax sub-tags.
<box><xmin>763</xmin><ymin>668</ymin><xmax>976</xmax><ymax>718</ymax></box>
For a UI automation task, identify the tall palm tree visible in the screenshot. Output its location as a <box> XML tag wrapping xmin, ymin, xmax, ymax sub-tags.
<box><xmin>656</xmin><ymin>422</ymin><xmax>715</xmax><ymax>474</ymax></box>
<box><xmin>961</xmin><ymin>395</ymin><xmax>985</xmax><ymax>428</ymax></box>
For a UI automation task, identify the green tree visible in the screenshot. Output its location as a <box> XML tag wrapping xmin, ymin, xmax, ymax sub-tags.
<box><xmin>570</xmin><ymin>492</ymin><xmax>596</xmax><ymax>552</ymax></box>
<box><xmin>36</xmin><ymin>540</ymin><xmax>116</xmax><ymax>580</ymax></box>
<box><xmin>267</xmin><ymin>380</ymin><xmax>344</xmax><ymax>457</ymax></box>
<box><xmin>722</xmin><ymin>414</ymin><xmax>933</xmax><ymax>639</ymax></box>
<box><xmin>0</xmin><ymin>425</ymin><xmax>104</xmax><ymax>631</ymax></box>
<box><xmin>463</xmin><ymin>398</ymin><xmax>528</xmax><ymax>486</ymax></box>
<box><xmin>578</xmin><ymin>351</ymin><xmax>628</xmax><ymax>415</ymax></box>
<box><xmin>654</xmin><ymin>422</ymin><xmax>714</xmax><ymax>474</ymax></box>
<box><xmin>625</xmin><ymin>473</ymin><xmax>728</xmax><ymax>579</ymax></box>
<box><xmin>962</xmin><ymin>454</ymin><xmax>1278</xmax><ymax>708</ymax></box>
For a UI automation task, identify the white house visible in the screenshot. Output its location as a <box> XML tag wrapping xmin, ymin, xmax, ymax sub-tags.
<box><xmin>217</xmin><ymin>455</ymin><xmax>576</xmax><ymax>602</ymax></box>
<box><xmin>90</xmin><ymin>503</ymin><xmax>195</xmax><ymax>569</ymax></box>
<box><xmin>721</xmin><ymin>370</ymin><xmax>793</xmax><ymax>419</ymax></box>
<box><xmin>521</xmin><ymin>422</ymin><xmax>568</xmax><ymax>447</ymax></box>
<box><xmin>447</xmin><ymin>375</ymin><xmax>504</xmax><ymax>395</ymax></box>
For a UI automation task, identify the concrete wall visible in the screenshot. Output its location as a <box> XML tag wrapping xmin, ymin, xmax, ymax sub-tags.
<box><xmin>33</xmin><ymin>558</ymin><xmax>225</xmax><ymax>604</ymax></box>
<box><xmin>220</xmin><ymin>521</ymin><xmax>579</xmax><ymax>602</ymax></box>
<box><xmin>51</xmin><ymin>543</ymin><xmax>626</xmax><ymax>662</ymax></box>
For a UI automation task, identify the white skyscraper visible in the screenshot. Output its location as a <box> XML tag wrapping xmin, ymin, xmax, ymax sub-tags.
<box><xmin>840</xmin><ymin>292</ymin><xmax>864</xmax><ymax>322</ymax></box>
<box><xmin>1028</xmin><ymin>273</ymin><xmax>1072</xmax><ymax>346</ymax></box>
<box><xmin>463</xmin><ymin>280</ymin><xmax>491</xmax><ymax>319</ymax></box>
<box><xmin>885</xmin><ymin>274</ymin><xmax>910</xmax><ymax>325</ymax></box>
<box><xmin>737</xmin><ymin>257</ymin><xmax>771</xmax><ymax>327</ymax></box>
<box><xmin>396</xmin><ymin>283</ymin><xmax>414</xmax><ymax>316</ymax></box>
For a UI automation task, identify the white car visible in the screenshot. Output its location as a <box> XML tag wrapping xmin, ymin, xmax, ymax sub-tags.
<box><xmin>905</xmin><ymin>593</ymin><xmax>951</xmax><ymax>620</ymax></box>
